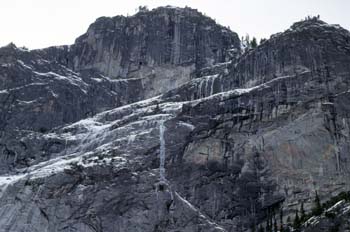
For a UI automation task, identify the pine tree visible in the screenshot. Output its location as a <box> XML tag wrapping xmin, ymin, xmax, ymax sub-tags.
<box><xmin>258</xmin><ymin>225</ymin><xmax>265</xmax><ymax>232</ymax></box>
<box><xmin>241</xmin><ymin>34</ymin><xmax>251</xmax><ymax>53</ymax></box>
<box><xmin>273</xmin><ymin>219</ymin><xmax>278</xmax><ymax>232</ymax></box>
<box><xmin>138</xmin><ymin>5</ymin><xmax>149</xmax><ymax>12</ymax></box>
<box><xmin>286</xmin><ymin>215</ymin><xmax>292</xmax><ymax>230</ymax></box>
<box><xmin>293</xmin><ymin>210</ymin><xmax>300</xmax><ymax>229</ymax></box>
<box><xmin>251</xmin><ymin>223</ymin><xmax>256</xmax><ymax>232</ymax></box>
<box><xmin>280</xmin><ymin>209</ymin><xmax>284</xmax><ymax>232</ymax></box>
<box><xmin>312</xmin><ymin>191</ymin><xmax>323</xmax><ymax>216</ymax></box>
<box><xmin>251</xmin><ymin>37</ymin><xmax>258</xmax><ymax>49</ymax></box>
<box><xmin>300</xmin><ymin>202</ymin><xmax>306</xmax><ymax>222</ymax></box>
<box><xmin>266</xmin><ymin>217</ymin><xmax>271</xmax><ymax>232</ymax></box>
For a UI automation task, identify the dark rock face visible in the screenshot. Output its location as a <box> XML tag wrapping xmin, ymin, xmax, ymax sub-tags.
<box><xmin>0</xmin><ymin>7</ymin><xmax>239</xmax><ymax>174</ymax></box>
<box><xmin>0</xmin><ymin>9</ymin><xmax>350</xmax><ymax>232</ymax></box>
<box><xmin>72</xmin><ymin>7</ymin><xmax>239</xmax><ymax>76</ymax></box>
<box><xmin>0</xmin><ymin>45</ymin><xmax>140</xmax><ymax>132</ymax></box>
<box><xmin>0</xmin><ymin>6</ymin><xmax>239</xmax><ymax>132</ymax></box>
<box><xmin>69</xmin><ymin>6</ymin><xmax>239</xmax><ymax>98</ymax></box>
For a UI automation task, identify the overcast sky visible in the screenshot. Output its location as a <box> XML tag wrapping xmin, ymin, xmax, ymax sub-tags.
<box><xmin>1</xmin><ymin>0</ymin><xmax>349</xmax><ymax>49</ymax></box>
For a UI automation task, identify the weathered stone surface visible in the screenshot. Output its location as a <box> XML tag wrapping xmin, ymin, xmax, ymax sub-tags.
<box><xmin>71</xmin><ymin>7</ymin><xmax>239</xmax><ymax>75</ymax></box>
<box><xmin>0</xmin><ymin>6</ymin><xmax>240</xmax><ymax>132</ymax></box>
<box><xmin>68</xmin><ymin>6</ymin><xmax>239</xmax><ymax>98</ymax></box>
<box><xmin>0</xmin><ymin>6</ymin><xmax>239</xmax><ymax>175</ymax></box>
<box><xmin>0</xmin><ymin>10</ymin><xmax>350</xmax><ymax>232</ymax></box>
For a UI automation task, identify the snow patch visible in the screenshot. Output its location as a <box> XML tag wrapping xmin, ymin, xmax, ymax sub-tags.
<box><xmin>177</xmin><ymin>121</ymin><xmax>195</xmax><ymax>130</ymax></box>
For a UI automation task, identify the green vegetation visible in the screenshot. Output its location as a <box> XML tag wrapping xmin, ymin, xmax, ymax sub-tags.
<box><xmin>241</xmin><ymin>35</ymin><xmax>259</xmax><ymax>52</ymax></box>
<box><xmin>293</xmin><ymin>209</ymin><xmax>300</xmax><ymax>229</ymax></box>
<box><xmin>279</xmin><ymin>209</ymin><xmax>284</xmax><ymax>231</ymax></box>
<box><xmin>322</xmin><ymin>191</ymin><xmax>350</xmax><ymax>209</ymax></box>
<box><xmin>273</xmin><ymin>219</ymin><xmax>278</xmax><ymax>232</ymax></box>
<box><xmin>311</xmin><ymin>191</ymin><xmax>323</xmax><ymax>216</ymax></box>
<box><xmin>291</xmin><ymin>191</ymin><xmax>350</xmax><ymax>230</ymax></box>
<box><xmin>250</xmin><ymin>37</ymin><xmax>258</xmax><ymax>49</ymax></box>
<box><xmin>259</xmin><ymin>38</ymin><xmax>267</xmax><ymax>44</ymax></box>
<box><xmin>300</xmin><ymin>202</ymin><xmax>306</xmax><ymax>222</ymax></box>
<box><xmin>258</xmin><ymin>191</ymin><xmax>350</xmax><ymax>231</ymax></box>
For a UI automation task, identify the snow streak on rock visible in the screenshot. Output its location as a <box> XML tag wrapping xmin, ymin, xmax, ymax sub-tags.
<box><xmin>159</xmin><ymin>120</ymin><xmax>166</xmax><ymax>182</ymax></box>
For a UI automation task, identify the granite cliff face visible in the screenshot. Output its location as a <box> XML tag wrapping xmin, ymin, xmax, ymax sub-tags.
<box><xmin>60</xmin><ymin>6</ymin><xmax>239</xmax><ymax>98</ymax></box>
<box><xmin>0</xmin><ymin>6</ymin><xmax>239</xmax><ymax>173</ymax></box>
<box><xmin>0</xmin><ymin>7</ymin><xmax>350</xmax><ymax>232</ymax></box>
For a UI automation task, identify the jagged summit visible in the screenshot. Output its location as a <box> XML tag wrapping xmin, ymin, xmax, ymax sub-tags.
<box><xmin>92</xmin><ymin>6</ymin><xmax>217</xmax><ymax>26</ymax></box>
<box><xmin>291</xmin><ymin>16</ymin><xmax>325</xmax><ymax>29</ymax></box>
<box><xmin>133</xmin><ymin>5</ymin><xmax>221</xmax><ymax>25</ymax></box>
<box><xmin>287</xmin><ymin>16</ymin><xmax>350</xmax><ymax>36</ymax></box>
<box><xmin>1</xmin><ymin>42</ymin><xmax>17</xmax><ymax>50</ymax></box>
<box><xmin>64</xmin><ymin>5</ymin><xmax>241</xmax><ymax>99</ymax></box>
<box><xmin>0</xmin><ymin>5</ymin><xmax>241</xmax><ymax>134</ymax></box>
<box><xmin>73</xmin><ymin>6</ymin><xmax>240</xmax><ymax>78</ymax></box>
<box><xmin>0</xmin><ymin>42</ymin><xmax>28</xmax><ymax>56</ymax></box>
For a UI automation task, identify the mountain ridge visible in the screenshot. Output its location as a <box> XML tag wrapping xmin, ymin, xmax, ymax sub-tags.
<box><xmin>0</xmin><ymin>7</ymin><xmax>350</xmax><ymax>231</ymax></box>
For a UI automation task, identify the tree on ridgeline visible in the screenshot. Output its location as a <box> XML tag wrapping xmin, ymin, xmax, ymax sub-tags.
<box><xmin>251</xmin><ymin>37</ymin><xmax>258</xmax><ymax>49</ymax></box>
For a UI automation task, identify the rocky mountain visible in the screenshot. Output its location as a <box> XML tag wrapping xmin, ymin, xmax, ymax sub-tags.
<box><xmin>0</xmin><ymin>7</ymin><xmax>350</xmax><ymax>232</ymax></box>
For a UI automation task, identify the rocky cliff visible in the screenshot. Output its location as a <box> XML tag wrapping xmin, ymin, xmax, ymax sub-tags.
<box><xmin>0</xmin><ymin>7</ymin><xmax>350</xmax><ymax>232</ymax></box>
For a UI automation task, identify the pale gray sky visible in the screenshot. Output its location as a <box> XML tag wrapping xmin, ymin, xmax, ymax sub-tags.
<box><xmin>1</xmin><ymin>0</ymin><xmax>349</xmax><ymax>49</ymax></box>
